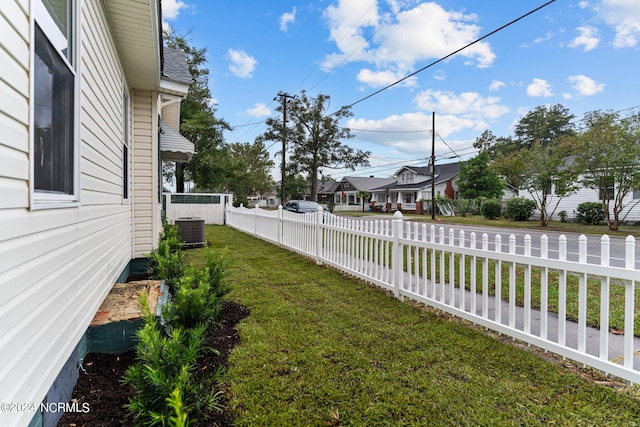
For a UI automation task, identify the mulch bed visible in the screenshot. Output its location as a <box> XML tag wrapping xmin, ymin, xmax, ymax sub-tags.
<box><xmin>58</xmin><ymin>300</ymin><xmax>249</xmax><ymax>427</ymax></box>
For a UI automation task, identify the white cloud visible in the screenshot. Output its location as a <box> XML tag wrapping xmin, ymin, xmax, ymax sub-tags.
<box><xmin>414</xmin><ymin>89</ymin><xmax>509</xmax><ymax>120</ymax></box>
<box><xmin>356</xmin><ymin>68</ymin><xmax>417</xmax><ymax>87</ymax></box>
<box><xmin>569</xmin><ymin>26</ymin><xmax>600</xmax><ymax>51</ymax></box>
<box><xmin>489</xmin><ymin>80</ymin><xmax>505</xmax><ymax>91</ymax></box>
<box><xmin>246</xmin><ymin>103</ymin><xmax>272</xmax><ymax>117</ymax></box>
<box><xmin>321</xmin><ymin>1</ymin><xmax>495</xmax><ymax>85</ymax></box>
<box><xmin>228</xmin><ymin>49</ymin><xmax>258</xmax><ymax>78</ymax></box>
<box><xmin>347</xmin><ymin>113</ymin><xmax>478</xmax><ymax>154</ymax></box>
<box><xmin>322</xmin><ymin>0</ymin><xmax>379</xmax><ymax>69</ymax></box>
<box><xmin>596</xmin><ymin>0</ymin><xmax>640</xmax><ymax>48</ymax></box>
<box><xmin>280</xmin><ymin>7</ymin><xmax>297</xmax><ymax>31</ymax></box>
<box><xmin>163</xmin><ymin>0</ymin><xmax>188</xmax><ymax>20</ymax></box>
<box><xmin>345</xmin><ymin>89</ymin><xmax>510</xmax><ymax>154</ymax></box>
<box><xmin>433</xmin><ymin>70</ymin><xmax>446</xmax><ymax>81</ymax></box>
<box><xmin>568</xmin><ymin>74</ymin><xmax>604</xmax><ymax>96</ymax></box>
<box><xmin>527</xmin><ymin>78</ymin><xmax>554</xmax><ymax>97</ymax></box>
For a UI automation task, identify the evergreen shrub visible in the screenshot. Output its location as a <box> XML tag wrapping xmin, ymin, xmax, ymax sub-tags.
<box><xmin>505</xmin><ymin>198</ymin><xmax>537</xmax><ymax>221</ymax></box>
<box><xmin>576</xmin><ymin>202</ymin><xmax>605</xmax><ymax>225</ymax></box>
<box><xmin>481</xmin><ymin>199</ymin><xmax>502</xmax><ymax>220</ymax></box>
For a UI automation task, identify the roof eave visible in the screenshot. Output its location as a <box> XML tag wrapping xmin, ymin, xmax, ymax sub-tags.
<box><xmin>159</xmin><ymin>78</ymin><xmax>190</xmax><ymax>97</ymax></box>
<box><xmin>105</xmin><ymin>0</ymin><xmax>161</xmax><ymax>91</ymax></box>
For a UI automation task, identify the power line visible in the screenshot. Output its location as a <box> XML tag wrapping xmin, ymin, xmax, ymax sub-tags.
<box><xmin>329</xmin><ymin>0</ymin><xmax>557</xmax><ymax>115</ymax></box>
<box><xmin>350</xmin><ymin>128</ymin><xmax>432</xmax><ymax>134</ymax></box>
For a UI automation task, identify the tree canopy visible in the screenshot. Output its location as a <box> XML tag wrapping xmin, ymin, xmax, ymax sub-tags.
<box><xmin>513</xmin><ymin>104</ymin><xmax>575</xmax><ymax>149</ymax></box>
<box><xmin>456</xmin><ymin>151</ymin><xmax>505</xmax><ymax>200</ymax></box>
<box><xmin>490</xmin><ymin>104</ymin><xmax>578</xmax><ymax>226</ymax></box>
<box><xmin>163</xmin><ymin>29</ymin><xmax>230</xmax><ymax>192</ymax></box>
<box><xmin>259</xmin><ymin>91</ymin><xmax>370</xmax><ymax>201</ymax></box>
<box><xmin>569</xmin><ymin>110</ymin><xmax>640</xmax><ymax>231</ymax></box>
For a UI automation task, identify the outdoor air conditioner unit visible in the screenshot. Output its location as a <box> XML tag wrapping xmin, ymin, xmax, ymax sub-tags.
<box><xmin>175</xmin><ymin>217</ymin><xmax>206</xmax><ymax>248</ymax></box>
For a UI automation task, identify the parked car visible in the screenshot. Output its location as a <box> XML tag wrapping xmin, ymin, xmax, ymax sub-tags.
<box><xmin>284</xmin><ymin>200</ymin><xmax>323</xmax><ymax>213</ymax></box>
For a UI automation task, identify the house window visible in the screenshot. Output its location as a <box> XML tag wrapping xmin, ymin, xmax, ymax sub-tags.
<box><xmin>32</xmin><ymin>0</ymin><xmax>79</xmax><ymax>207</ymax></box>
<box><xmin>599</xmin><ymin>179</ymin><xmax>614</xmax><ymax>201</ymax></box>
<box><xmin>123</xmin><ymin>90</ymin><xmax>130</xmax><ymax>201</ymax></box>
<box><xmin>400</xmin><ymin>171</ymin><xmax>413</xmax><ymax>184</ymax></box>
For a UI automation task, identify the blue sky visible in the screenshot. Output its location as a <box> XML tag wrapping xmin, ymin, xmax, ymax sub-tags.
<box><xmin>163</xmin><ymin>0</ymin><xmax>640</xmax><ymax>181</ymax></box>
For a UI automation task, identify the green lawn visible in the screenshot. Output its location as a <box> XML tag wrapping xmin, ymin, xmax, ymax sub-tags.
<box><xmin>343</xmin><ymin>211</ymin><xmax>640</xmax><ymax>238</ymax></box>
<box><xmin>185</xmin><ymin>225</ymin><xmax>640</xmax><ymax>426</ymax></box>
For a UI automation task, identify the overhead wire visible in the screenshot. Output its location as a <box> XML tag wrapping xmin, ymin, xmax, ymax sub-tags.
<box><xmin>223</xmin><ymin>0</ymin><xmax>561</xmax><ymax>182</ymax></box>
<box><xmin>224</xmin><ymin>0</ymin><xmax>416</xmax><ymax>144</ymax></box>
<box><xmin>328</xmin><ymin>0</ymin><xmax>557</xmax><ymax>115</ymax></box>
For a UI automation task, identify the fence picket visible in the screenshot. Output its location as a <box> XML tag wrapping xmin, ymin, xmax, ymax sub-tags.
<box><xmin>226</xmin><ymin>205</ymin><xmax>640</xmax><ymax>384</ymax></box>
<box><xmin>540</xmin><ymin>235</ymin><xmax>549</xmax><ymax>341</ymax></box>
<box><xmin>494</xmin><ymin>234</ymin><xmax>502</xmax><ymax>324</ymax></box>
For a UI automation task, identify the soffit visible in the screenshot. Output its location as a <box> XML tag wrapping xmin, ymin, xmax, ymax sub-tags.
<box><xmin>104</xmin><ymin>0</ymin><xmax>161</xmax><ymax>90</ymax></box>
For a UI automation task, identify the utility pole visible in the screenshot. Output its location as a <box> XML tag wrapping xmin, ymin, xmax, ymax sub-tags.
<box><xmin>431</xmin><ymin>111</ymin><xmax>436</xmax><ymax>220</ymax></box>
<box><xmin>276</xmin><ymin>92</ymin><xmax>295</xmax><ymax>205</ymax></box>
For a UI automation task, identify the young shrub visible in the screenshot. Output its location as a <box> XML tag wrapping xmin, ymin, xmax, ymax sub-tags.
<box><xmin>559</xmin><ymin>210</ymin><xmax>568</xmax><ymax>222</ymax></box>
<box><xmin>576</xmin><ymin>201</ymin><xmax>605</xmax><ymax>225</ymax></box>
<box><xmin>481</xmin><ymin>199</ymin><xmax>502</xmax><ymax>220</ymax></box>
<box><xmin>163</xmin><ymin>264</ymin><xmax>224</xmax><ymax>329</ymax></box>
<box><xmin>505</xmin><ymin>198</ymin><xmax>537</xmax><ymax>221</ymax></box>
<box><xmin>161</xmin><ymin>220</ymin><xmax>183</xmax><ymax>253</ymax></box>
<box><xmin>123</xmin><ymin>293</ymin><xmax>217</xmax><ymax>426</ymax></box>
<box><xmin>148</xmin><ymin>239</ymin><xmax>184</xmax><ymax>293</ymax></box>
<box><xmin>166</xmin><ymin>388</ymin><xmax>189</xmax><ymax>427</ymax></box>
<box><xmin>205</xmin><ymin>248</ymin><xmax>232</xmax><ymax>299</ymax></box>
<box><xmin>148</xmin><ymin>222</ymin><xmax>184</xmax><ymax>292</ymax></box>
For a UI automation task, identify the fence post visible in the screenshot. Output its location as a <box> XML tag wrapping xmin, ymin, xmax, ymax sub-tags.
<box><xmin>315</xmin><ymin>205</ymin><xmax>323</xmax><ymax>265</ymax></box>
<box><xmin>392</xmin><ymin>210</ymin><xmax>404</xmax><ymax>300</ymax></box>
<box><xmin>278</xmin><ymin>205</ymin><xmax>283</xmax><ymax>246</ymax></box>
<box><xmin>624</xmin><ymin>235</ymin><xmax>636</xmax><ymax>368</ymax></box>
<box><xmin>254</xmin><ymin>205</ymin><xmax>260</xmax><ymax>237</ymax></box>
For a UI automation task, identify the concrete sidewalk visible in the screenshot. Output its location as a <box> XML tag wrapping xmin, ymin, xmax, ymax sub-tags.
<box><xmin>405</xmin><ymin>281</ymin><xmax>640</xmax><ymax>371</ymax></box>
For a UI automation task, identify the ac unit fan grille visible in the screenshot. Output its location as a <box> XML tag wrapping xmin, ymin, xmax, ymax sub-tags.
<box><xmin>175</xmin><ymin>218</ymin><xmax>205</xmax><ymax>247</ymax></box>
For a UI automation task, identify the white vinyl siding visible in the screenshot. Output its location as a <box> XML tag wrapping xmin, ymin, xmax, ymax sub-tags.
<box><xmin>521</xmin><ymin>181</ymin><xmax>640</xmax><ymax>222</ymax></box>
<box><xmin>0</xmin><ymin>0</ymin><xmax>30</xmax><ymax>210</ymax></box>
<box><xmin>132</xmin><ymin>90</ymin><xmax>160</xmax><ymax>257</ymax></box>
<box><xmin>0</xmin><ymin>0</ymin><xmax>136</xmax><ymax>424</ymax></box>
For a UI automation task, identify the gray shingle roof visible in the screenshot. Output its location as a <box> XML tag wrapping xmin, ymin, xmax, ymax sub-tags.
<box><xmin>162</xmin><ymin>47</ymin><xmax>192</xmax><ymax>85</ymax></box>
<box><xmin>376</xmin><ymin>161</ymin><xmax>463</xmax><ymax>191</ymax></box>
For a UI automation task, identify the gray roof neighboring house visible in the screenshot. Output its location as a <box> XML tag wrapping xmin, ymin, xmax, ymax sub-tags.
<box><xmin>375</xmin><ymin>162</ymin><xmax>463</xmax><ymax>191</ymax></box>
<box><xmin>334</xmin><ymin>176</ymin><xmax>396</xmax><ymax>193</ymax></box>
<box><xmin>162</xmin><ymin>46</ymin><xmax>192</xmax><ymax>85</ymax></box>
<box><xmin>318</xmin><ymin>180</ymin><xmax>340</xmax><ymax>194</ymax></box>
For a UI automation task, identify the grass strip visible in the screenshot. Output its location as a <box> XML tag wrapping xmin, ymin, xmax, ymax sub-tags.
<box><xmin>185</xmin><ymin>225</ymin><xmax>640</xmax><ymax>426</ymax></box>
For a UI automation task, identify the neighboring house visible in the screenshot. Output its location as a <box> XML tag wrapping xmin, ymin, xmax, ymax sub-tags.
<box><xmin>329</xmin><ymin>176</ymin><xmax>396</xmax><ymax>211</ymax></box>
<box><xmin>371</xmin><ymin>163</ymin><xmax>462</xmax><ymax>213</ymax></box>
<box><xmin>0</xmin><ymin>1</ymin><xmax>193</xmax><ymax>426</ymax></box>
<box><xmin>520</xmin><ymin>182</ymin><xmax>640</xmax><ymax>223</ymax></box>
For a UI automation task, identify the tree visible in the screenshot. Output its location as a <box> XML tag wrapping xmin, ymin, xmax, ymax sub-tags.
<box><xmin>457</xmin><ymin>152</ymin><xmax>505</xmax><ymax>200</ymax></box>
<box><xmin>356</xmin><ymin>190</ymin><xmax>371</xmax><ymax>212</ymax></box>
<box><xmin>164</xmin><ymin>29</ymin><xmax>231</xmax><ymax>192</ymax></box>
<box><xmin>225</xmin><ymin>141</ymin><xmax>274</xmax><ymax>202</ymax></box>
<box><xmin>514</xmin><ymin>104</ymin><xmax>575</xmax><ymax>149</ymax></box>
<box><xmin>570</xmin><ymin>110</ymin><xmax>640</xmax><ymax>231</ymax></box>
<box><xmin>492</xmin><ymin>104</ymin><xmax>579</xmax><ymax>226</ymax></box>
<box><xmin>259</xmin><ymin>91</ymin><xmax>370</xmax><ymax>201</ymax></box>
<box><xmin>474</xmin><ymin>130</ymin><xmax>518</xmax><ymax>161</ymax></box>
<box><xmin>282</xmin><ymin>173</ymin><xmax>308</xmax><ymax>201</ymax></box>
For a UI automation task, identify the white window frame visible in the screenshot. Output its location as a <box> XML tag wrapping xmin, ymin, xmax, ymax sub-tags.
<box><xmin>122</xmin><ymin>87</ymin><xmax>131</xmax><ymax>203</ymax></box>
<box><xmin>29</xmin><ymin>0</ymin><xmax>81</xmax><ymax>209</ymax></box>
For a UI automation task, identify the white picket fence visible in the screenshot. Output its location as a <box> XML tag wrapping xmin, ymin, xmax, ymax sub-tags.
<box><xmin>225</xmin><ymin>204</ymin><xmax>640</xmax><ymax>383</ymax></box>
